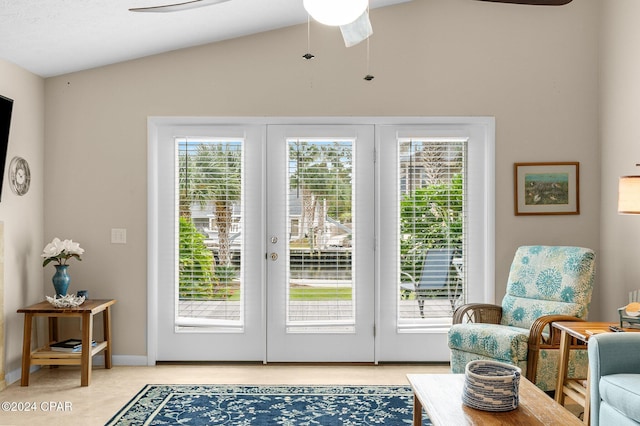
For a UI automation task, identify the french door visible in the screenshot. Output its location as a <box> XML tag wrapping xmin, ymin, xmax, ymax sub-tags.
<box><xmin>148</xmin><ymin>117</ymin><xmax>493</xmax><ymax>364</ymax></box>
<box><xmin>152</xmin><ymin>122</ymin><xmax>375</xmax><ymax>362</ymax></box>
<box><xmin>153</xmin><ymin>124</ymin><xmax>266</xmax><ymax>361</ymax></box>
<box><xmin>265</xmin><ymin>125</ymin><xmax>375</xmax><ymax>362</ymax></box>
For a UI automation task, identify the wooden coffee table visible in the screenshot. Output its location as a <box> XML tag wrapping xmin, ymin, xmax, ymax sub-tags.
<box><xmin>407</xmin><ymin>374</ymin><xmax>582</xmax><ymax>425</ymax></box>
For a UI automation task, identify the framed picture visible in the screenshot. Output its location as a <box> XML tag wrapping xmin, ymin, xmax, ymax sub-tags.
<box><xmin>514</xmin><ymin>162</ymin><xmax>579</xmax><ymax>215</ymax></box>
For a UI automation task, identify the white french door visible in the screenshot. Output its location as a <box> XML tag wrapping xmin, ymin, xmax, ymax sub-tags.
<box><xmin>153</xmin><ymin>124</ymin><xmax>266</xmax><ymax>361</ymax></box>
<box><xmin>148</xmin><ymin>117</ymin><xmax>493</xmax><ymax>364</ymax></box>
<box><xmin>265</xmin><ymin>125</ymin><xmax>375</xmax><ymax>362</ymax></box>
<box><xmin>151</xmin><ymin>122</ymin><xmax>375</xmax><ymax>362</ymax></box>
<box><xmin>375</xmin><ymin>123</ymin><xmax>493</xmax><ymax>361</ymax></box>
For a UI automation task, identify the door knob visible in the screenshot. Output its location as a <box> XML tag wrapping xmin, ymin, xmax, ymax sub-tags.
<box><xmin>270</xmin><ymin>253</ymin><xmax>278</xmax><ymax>261</ymax></box>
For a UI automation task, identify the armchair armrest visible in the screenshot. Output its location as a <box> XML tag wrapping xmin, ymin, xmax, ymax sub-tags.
<box><xmin>589</xmin><ymin>332</ymin><xmax>640</xmax><ymax>376</ymax></box>
<box><xmin>452</xmin><ymin>303</ymin><xmax>503</xmax><ymax>324</ymax></box>
<box><xmin>528</xmin><ymin>315</ymin><xmax>585</xmax><ymax>350</ymax></box>
<box><xmin>526</xmin><ymin>315</ymin><xmax>586</xmax><ymax>384</ymax></box>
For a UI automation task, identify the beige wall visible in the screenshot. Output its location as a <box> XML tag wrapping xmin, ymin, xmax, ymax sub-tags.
<box><xmin>600</xmin><ymin>0</ymin><xmax>640</xmax><ymax>322</ymax></box>
<box><xmin>37</xmin><ymin>0</ymin><xmax>601</xmax><ymax>361</ymax></box>
<box><xmin>0</xmin><ymin>59</ymin><xmax>45</xmax><ymax>378</ymax></box>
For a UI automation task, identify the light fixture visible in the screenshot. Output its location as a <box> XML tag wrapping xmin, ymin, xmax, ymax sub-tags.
<box><xmin>303</xmin><ymin>0</ymin><xmax>368</xmax><ymax>26</ymax></box>
<box><xmin>618</xmin><ymin>167</ymin><xmax>640</xmax><ymax>214</ymax></box>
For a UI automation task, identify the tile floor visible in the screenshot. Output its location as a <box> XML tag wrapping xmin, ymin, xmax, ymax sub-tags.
<box><xmin>0</xmin><ymin>363</ymin><xmax>450</xmax><ymax>426</ymax></box>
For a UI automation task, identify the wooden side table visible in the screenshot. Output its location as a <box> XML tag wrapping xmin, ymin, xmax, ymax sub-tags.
<box><xmin>17</xmin><ymin>299</ymin><xmax>116</xmax><ymax>386</ymax></box>
<box><xmin>553</xmin><ymin>321</ymin><xmax>640</xmax><ymax>424</ymax></box>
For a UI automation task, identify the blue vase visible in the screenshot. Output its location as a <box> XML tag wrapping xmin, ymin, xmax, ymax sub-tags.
<box><xmin>52</xmin><ymin>265</ymin><xmax>70</xmax><ymax>296</ymax></box>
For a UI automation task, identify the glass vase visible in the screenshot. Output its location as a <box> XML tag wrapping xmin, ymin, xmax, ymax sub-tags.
<box><xmin>52</xmin><ymin>264</ymin><xmax>71</xmax><ymax>296</ymax></box>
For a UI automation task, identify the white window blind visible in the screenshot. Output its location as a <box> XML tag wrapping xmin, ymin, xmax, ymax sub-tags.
<box><xmin>175</xmin><ymin>138</ymin><xmax>244</xmax><ymax>328</ymax></box>
<box><xmin>286</xmin><ymin>139</ymin><xmax>355</xmax><ymax>331</ymax></box>
<box><xmin>397</xmin><ymin>138</ymin><xmax>467</xmax><ymax>322</ymax></box>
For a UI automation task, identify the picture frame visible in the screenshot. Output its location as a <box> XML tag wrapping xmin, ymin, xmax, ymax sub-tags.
<box><xmin>514</xmin><ymin>162</ymin><xmax>579</xmax><ymax>215</ymax></box>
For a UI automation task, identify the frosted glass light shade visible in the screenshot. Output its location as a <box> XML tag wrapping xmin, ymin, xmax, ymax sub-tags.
<box><xmin>303</xmin><ymin>0</ymin><xmax>368</xmax><ymax>26</ymax></box>
<box><xmin>618</xmin><ymin>176</ymin><xmax>640</xmax><ymax>214</ymax></box>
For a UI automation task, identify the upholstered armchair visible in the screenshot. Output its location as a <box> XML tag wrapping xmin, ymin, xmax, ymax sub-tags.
<box><xmin>447</xmin><ymin>246</ymin><xmax>596</xmax><ymax>391</ymax></box>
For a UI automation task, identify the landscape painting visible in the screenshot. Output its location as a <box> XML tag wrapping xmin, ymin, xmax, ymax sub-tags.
<box><xmin>514</xmin><ymin>162</ymin><xmax>579</xmax><ymax>215</ymax></box>
<box><xmin>524</xmin><ymin>172</ymin><xmax>569</xmax><ymax>205</ymax></box>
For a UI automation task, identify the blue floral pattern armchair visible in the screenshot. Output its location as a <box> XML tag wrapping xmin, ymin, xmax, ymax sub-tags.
<box><xmin>448</xmin><ymin>246</ymin><xmax>596</xmax><ymax>391</ymax></box>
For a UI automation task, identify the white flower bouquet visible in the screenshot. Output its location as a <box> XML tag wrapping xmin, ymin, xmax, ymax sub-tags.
<box><xmin>42</xmin><ymin>237</ymin><xmax>85</xmax><ymax>267</ymax></box>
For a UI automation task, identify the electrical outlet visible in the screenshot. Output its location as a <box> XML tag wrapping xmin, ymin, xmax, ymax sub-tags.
<box><xmin>111</xmin><ymin>228</ymin><xmax>127</xmax><ymax>244</ymax></box>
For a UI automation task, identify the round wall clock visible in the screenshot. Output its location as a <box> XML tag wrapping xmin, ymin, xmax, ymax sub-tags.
<box><xmin>9</xmin><ymin>156</ymin><xmax>31</xmax><ymax>196</ymax></box>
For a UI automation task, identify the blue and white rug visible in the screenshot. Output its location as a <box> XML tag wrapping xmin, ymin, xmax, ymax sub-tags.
<box><xmin>105</xmin><ymin>384</ymin><xmax>431</xmax><ymax>425</ymax></box>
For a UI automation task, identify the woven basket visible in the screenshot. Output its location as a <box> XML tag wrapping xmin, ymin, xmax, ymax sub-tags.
<box><xmin>462</xmin><ymin>360</ymin><xmax>521</xmax><ymax>412</ymax></box>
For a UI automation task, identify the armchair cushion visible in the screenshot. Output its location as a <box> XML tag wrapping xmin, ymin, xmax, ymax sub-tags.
<box><xmin>449</xmin><ymin>330</ymin><xmax>589</xmax><ymax>392</ymax></box>
<box><xmin>448</xmin><ymin>323</ymin><xmax>528</xmax><ymax>363</ymax></box>
<box><xmin>501</xmin><ymin>295</ymin><xmax>586</xmax><ymax>330</ymax></box>
<box><xmin>599</xmin><ymin>374</ymin><xmax>640</xmax><ymax>423</ymax></box>
<box><xmin>500</xmin><ymin>245</ymin><xmax>594</xmax><ymax>330</ymax></box>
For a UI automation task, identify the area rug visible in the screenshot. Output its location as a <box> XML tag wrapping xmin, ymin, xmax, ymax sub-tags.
<box><xmin>105</xmin><ymin>384</ymin><xmax>431</xmax><ymax>425</ymax></box>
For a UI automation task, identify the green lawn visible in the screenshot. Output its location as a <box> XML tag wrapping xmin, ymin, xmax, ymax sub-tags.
<box><xmin>289</xmin><ymin>287</ymin><xmax>352</xmax><ymax>301</ymax></box>
<box><xmin>183</xmin><ymin>285</ymin><xmax>353</xmax><ymax>302</ymax></box>
<box><xmin>182</xmin><ymin>283</ymin><xmax>353</xmax><ymax>302</ymax></box>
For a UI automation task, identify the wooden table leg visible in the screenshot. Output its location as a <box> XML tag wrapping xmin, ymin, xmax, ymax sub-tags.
<box><xmin>583</xmin><ymin>366</ymin><xmax>591</xmax><ymax>424</ymax></box>
<box><xmin>555</xmin><ymin>330</ymin><xmax>571</xmax><ymax>406</ymax></box>
<box><xmin>80</xmin><ymin>312</ymin><xmax>94</xmax><ymax>386</ymax></box>
<box><xmin>103</xmin><ymin>306</ymin><xmax>112</xmax><ymax>369</ymax></box>
<box><xmin>48</xmin><ymin>317</ymin><xmax>59</xmax><ymax>344</ymax></box>
<box><xmin>413</xmin><ymin>393</ymin><xmax>422</xmax><ymax>426</ymax></box>
<box><xmin>48</xmin><ymin>317</ymin><xmax>60</xmax><ymax>369</ymax></box>
<box><xmin>20</xmin><ymin>313</ymin><xmax>33</xmax><ymax>386</ymax></box>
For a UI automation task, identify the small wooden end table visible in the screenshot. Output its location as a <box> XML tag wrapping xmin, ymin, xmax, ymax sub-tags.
<box><xmin>18</xmin><ymin>299</ymin><xmax>116</xmax><ymax>387</ymax></box>
<box><xmin>407</xmin><ymin>374</ymin><xmax>582</xmax><ymax>425</ymax></box>
<box><xmin>553</xmin><ymin>321</ymin><xmax>640</xmax><ymax>424</ymax></box>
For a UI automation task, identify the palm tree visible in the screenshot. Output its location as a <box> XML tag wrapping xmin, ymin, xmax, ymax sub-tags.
<box><xmin>180</xmin><ymin>141</ymin><xmax>241</xmax><ymax>267</ymax></box>
<box><xmin>289</xmin><ymin>141</ymin><xmax>352</xmax><ymax>250</ymax></box>
<box><xmin>178</xmin><ymin>147</ymin><xmax>209</xmax><ymax>219</ymax></box>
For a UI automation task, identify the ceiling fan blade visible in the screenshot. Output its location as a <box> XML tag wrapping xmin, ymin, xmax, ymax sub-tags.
<box><xmin>475</xmin><ymin>0</ymin><xmax>573</xmax><ymax>5</ymax></box>
<box><xmin>129</xmin><ymin>0</ymin><xmax>231</xmax><ymax>13</ymax></box>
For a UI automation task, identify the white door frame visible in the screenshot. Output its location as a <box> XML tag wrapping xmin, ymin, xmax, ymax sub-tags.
<box><xmin>146</xmin><ymin>116</ymin><xmax>495</xmax><ymax>365</ymax></box>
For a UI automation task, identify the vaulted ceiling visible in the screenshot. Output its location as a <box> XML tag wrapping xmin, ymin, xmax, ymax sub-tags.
<box><xmin>0</xmin><ymin>0</ymin><xmax>411</xmax><ymax>78</ymax></box>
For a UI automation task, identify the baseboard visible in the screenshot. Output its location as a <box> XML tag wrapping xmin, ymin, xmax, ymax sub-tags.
<box><xmin>4</xmin><ymin>355</ymin><xmax>149</xmax><ymax>386</ymax></box>
<box><xmin>90</xmin><ymin>355</ymin><xmax>148</xmax><ymax>366</ymax></box>
<box><xmin>5</xmin><ymin>364</ymin><xmax>40</xmax><ymax>386</ymax></box>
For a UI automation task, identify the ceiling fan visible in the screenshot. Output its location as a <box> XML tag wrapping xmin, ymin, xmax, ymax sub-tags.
<box><xmin>129</xmin><ymin>0</ymin><xmax>231</xmax><ymax>13</ymax></box>
<box><xmin>474</xmin><ymin>0</ymin><xmax>573</xmax><ymax>4</ymax></box>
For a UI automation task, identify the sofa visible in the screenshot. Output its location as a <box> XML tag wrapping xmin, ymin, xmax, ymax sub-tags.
<box><xmin>588</xmin><ymin>332</ymin><xmax>640</xmax><ymax>425</ymax></box>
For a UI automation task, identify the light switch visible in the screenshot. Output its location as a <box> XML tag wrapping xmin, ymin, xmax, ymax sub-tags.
<box><xmin>111</xmin><ymin>228</ymin><xmax>127</xmax><ymax>244</ymax></box>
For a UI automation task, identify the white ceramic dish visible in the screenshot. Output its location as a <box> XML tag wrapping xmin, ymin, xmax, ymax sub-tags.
<box><xmin>46</xmin><ymin>294</ymin><xmax>86</xmax><ymax>308</ymax></box>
